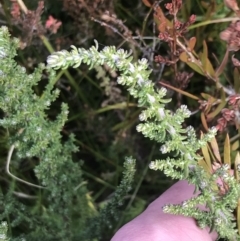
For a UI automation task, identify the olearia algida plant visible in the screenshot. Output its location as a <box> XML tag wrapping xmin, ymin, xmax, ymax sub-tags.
<box><xmin>0</xmin><ymin>26</ymin><xmax>136</xmax><ymax>241</ymax></box>
<box><xmin>46</xmin><ymin>32</ymin><xmax>240</xmax><ymax>241</ymax></box>
<box><xmin>1</xmin><ymin>4</ymin><xmax>240</xmax><ymax>241</ymax></box>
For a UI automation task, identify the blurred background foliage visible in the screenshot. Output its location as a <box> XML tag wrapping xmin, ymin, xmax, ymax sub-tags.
<box><xmin>0</xmin><ymin>0</ymin><xmax>239</xmax><ymax>240</ymax></box>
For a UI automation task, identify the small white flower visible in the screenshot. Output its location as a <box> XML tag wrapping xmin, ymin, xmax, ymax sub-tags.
<box><xmin>180</xmin><ymin>105</ymin><xmax>191</xmax><ymax>117</ymax></box>
<box><xmin>182</xmin><ymin>201</ymin><xmax>188</xmax><ymax>207</ymax></box>
<box><xmin>0</xmin><ymin>47</ymin><xmax>7</xmax><ymax>58</ymax></box>
<box><xmin>162</xmin><ymin>205</ymin><xmax>170</xmax><ymax>212</ymax></box>
<box><xmin>160</xmin><ymin>145</ymin><xmax>168</xmax><ymax>154</ymax></box>
<box><xmin>139</xmin><ymin>58</ymin><xmax>148</xmax><ymax>65</ymax></box>
<box><xmin>147</xmin><ymin>94</ymin><xmax>155</xmax><ymax>103</ymax></box>
<box><xmin>160</xmin><ymin>87</ymin><xmax>167</xmax><ymax>95</ymax></box>
<box><xmin>167</xmin><ymin>125</ymin><xmax>176</xmax><ymax>135</ymax></box>
<box><xmin>36</xmin><ymin>127</ymin><xmax>42</xmax><ymax>132</ymax></box>
<box><xmin>215</xmin><ymin>218</ymin><xmax>222</xmax><ymax>225</ymax></box>
<box><xmin>128</xmin><ymin>63</ymin><xmax>135</xmax><ymax>73</ymax></box>
<box><xmin>209</xmin><ymin>127</ymin><xmax>217</xmax><ymax>136</ymax></box>
<box><xmin>200</xmin><ymin>181</ymin><xmax>207</xmax><ymax>189</ymax></box>
<box><xmin>158</xmin><ymin>108</ymin><xmax>165</xmax><ymax>119</ymax></box>
<box><xmin>222</xmin><ymin>172</ymin><xmax>229</xmax><ymax>179</ymax></box>
<box><xmin>1</xmin><ymin>221</ymin><xmax>7</xmax><ymax>227</ymax></box>
<box><xmin>1</xmin><ymin>26</ymin><xmax>8</xmax><ymax>32</ymax></box>
<box><xmin>45</xmin><ymin>101</ymin><xmax>50</xmax><ymax>106</ymax></box>
<box><xmin>137</xmin><ymin>74</ymin><xmax>144</xmax><ymax>86</ymax></box>
<box><xmin>149</xmin><ymin>161</ymin><xmax>157</xmax><ymax>170</ymax></box>
<box><xmin>186</xmin><ymin>126</ymin><xmax>194</xmax><ymax>133</ymax></box>
<box><xmin>136</xmin><ymin>125</ymin><xmax>142</xmax><ymax>132</ymax></box>
<box><xmin>139</xmin><ymin>112</ymin><xmax>146</xmax><ymax>121</ymax></box>
<box><xmin>222</xmin><ymin>164</ymin><xmax>229</xmax><ymax>170</ymax></box>
<box><xmin>47</xmin><ymin>55</ymin><xmax>59</xmax><ymax>65</ymax></box>
<box><xmin>185</xmin><ymin>153</ymin><xmax>193</xmax><ymax>161</ymax></box>
<box><xmin>125</xmin><ymin>157</ymin><xmax>133</xmax><ymax>164</ymax></box>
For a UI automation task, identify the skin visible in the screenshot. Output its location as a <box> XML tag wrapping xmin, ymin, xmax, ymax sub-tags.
<box><xmin>111</xmin><ymin>180</ymin><xmax>218</xmax><ymax>241</ymax></box>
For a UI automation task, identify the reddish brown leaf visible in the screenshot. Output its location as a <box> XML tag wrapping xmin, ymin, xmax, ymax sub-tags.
<box><xmin>224</xmin><ymin>0</ymin><xmax>239</xmax><ymax>11</ymax></box>
<box><xmin>142</xmin><ymin>0</ymin><xmax>153</xmax><ymax>7</ymax></box>
<box><xmin>188</xmin><ymin>37</ymin><xmax>196</xmax><ymax>51</ymax></box>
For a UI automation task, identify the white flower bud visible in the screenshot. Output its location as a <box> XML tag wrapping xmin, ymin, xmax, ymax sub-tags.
<box><xmin>0</xmin><ymin>48</ymin><xmax>7</xmax><ymax>58</ymax></box>
<box><xmin>129</xmin><ymin>63</ymin><xmax>135</xmax><ymax>73</ymax></box>
<box><xmin>137</xmin><ymin>74</ymin><xmax>144</xmax><ymax>86</ymax></box>
<box><xmin>139</xmin><ymin>112</ymin><xmax>146</xmax><ymax>121</ymax></box>
<box><xmin>160</xmin><ymin>87</ymin><xmax>167</xmax><ymax>95</ymax></box>
<box><xmin>160</xmin><ymin>145</ymin><xmax>168</xmax><ymax>154</ymax></box>
<box><xmin>47</xmin><ymin>55</ymin><xmax>59</xmax><ymax>66</ymax></box>
<box><xmin>149</xmin><ymin>161</ymin><xmax>157</xmax><ymax>170</ymax></box>
<box><xmin>147</xmin><ymin>94</ymin><xmax>155</xmax><ymax>103</ymax></box>
<box><xmin>158</xmin><ymin>108</ymin><xmax>165</xmax><ymax>119</ymax></box>
<box><xmin>162</xmin><ymin>205</ymin><xmax>170</xmax><ymax>212</ymax></box>
<box><xmin>167</xmin><ymin>125</ymin><xmax>176</xmax><ymax>135</ymax></box>
<box><xmin>180</xmin><ymin>105</ymin><xmax>191</xmax><ymax>117</ymax></box>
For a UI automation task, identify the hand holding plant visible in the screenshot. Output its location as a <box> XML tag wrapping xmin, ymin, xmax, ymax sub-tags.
<box><xmin>111</xmin><ymin>180</ymin><xmax>218</xmax><ymax>241</ymax></box>
<box><xmin>1</xmin><ymin>0</ymin><xmax>240</xmax><ymax>240</ymax></box>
